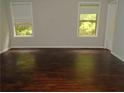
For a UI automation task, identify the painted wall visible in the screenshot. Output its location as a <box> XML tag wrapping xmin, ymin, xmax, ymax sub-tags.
<box><xmin>0</xmin><ymin>0</ymin><xmax>10</xmax><ymax>53</ymax></box>
<box><xmin>10</xmin><ymin>0</ymin><xmax>108</xmax><ymax>48</ymax></box>
<box><xmin>112</xmin><ymin>0</ymin><xmax>124</xmax><ymax>61</ymax></box>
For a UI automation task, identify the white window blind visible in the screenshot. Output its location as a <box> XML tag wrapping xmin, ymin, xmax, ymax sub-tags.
<box><xmin>79</xmin><ymin>4</ymin><xmax>99</xmax><ymax>14</ymax></box>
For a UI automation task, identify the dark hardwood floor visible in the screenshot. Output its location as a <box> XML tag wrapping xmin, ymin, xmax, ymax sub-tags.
<box><xmin>0</xmin><ymin>48</ymin><xmax>124</xmax><ymax>92</ymax></box>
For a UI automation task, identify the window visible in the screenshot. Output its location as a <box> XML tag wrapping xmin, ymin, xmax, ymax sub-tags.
<box><xmin>78</xmin><ymin>3</ymin><xmax>99</xmax><ymax>37</ymax></box>
<box><xmin>15</xmin><ymin>22</ymin><xmax>32</xmax><ymax>36</ymax></box>
<box><xmin>11</xmin><ymin>2</ymin><xmax>33</xmax><ymax>37</ymax></box>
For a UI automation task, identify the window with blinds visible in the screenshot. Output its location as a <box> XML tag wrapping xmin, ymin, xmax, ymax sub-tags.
<box><xmin>78</xmin><ymin>3</ymin><xmax>100</xmax><ymax>37</ymax></box>
<box><xmin>11</xmin><ymin>2</ymin><xmax>33</xmax><ymax>37</ymax></box>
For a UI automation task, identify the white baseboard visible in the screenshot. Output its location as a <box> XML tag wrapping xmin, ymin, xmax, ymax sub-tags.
<box><xmin>0</xmin><ymin>48</ymin><xmax>10</xmax><ymax>54</ymax></box>
<box><xmin>11</xmin><ymin>45</ymin><xmax>105</xmax><ymax>49</ymax></box>
<box><xmin>111</xmin><ymin>52</ymin><xmax>124</xmax><ymax>62</ymax></box>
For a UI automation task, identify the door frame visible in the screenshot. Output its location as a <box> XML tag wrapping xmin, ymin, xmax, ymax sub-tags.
<box><xmin>104</xmin><ymin>0</ymin><xmax>118</xmax><ymax>51</ymax></box>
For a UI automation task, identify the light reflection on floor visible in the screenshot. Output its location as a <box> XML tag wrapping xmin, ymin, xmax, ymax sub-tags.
<box><xmin>16</xmin><ymin>54</ymin><xmax>36</xmax><ymax>72</ymax></box>
<box><xmin>74</xmin><ymin>54</ymin><xmax>96</xmax><ymax>84</ymax></box>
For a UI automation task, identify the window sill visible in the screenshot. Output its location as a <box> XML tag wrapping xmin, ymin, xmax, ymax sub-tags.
<box><xmin>14</xmin><ymin>35</ymin><xmax>34</xmax><ymax>38</ymax></box>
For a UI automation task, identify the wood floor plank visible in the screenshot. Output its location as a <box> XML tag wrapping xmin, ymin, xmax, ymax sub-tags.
<box><xmin>0</xmin><ymin>48</ymin><xmax>124</xmax><ymax>92</ymax></box>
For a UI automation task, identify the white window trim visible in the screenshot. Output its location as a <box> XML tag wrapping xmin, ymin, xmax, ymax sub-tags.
<box><xmin>10</xmin><ymin>2</ymin><xmax>34</xmax><ymax>38</ymax></box>
<box><xmin>77</xmin><ymin>2</ymin><xmax>101</xmax><ymax>38</ymax></box>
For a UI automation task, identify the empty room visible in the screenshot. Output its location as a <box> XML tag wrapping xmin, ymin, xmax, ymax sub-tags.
<box><xmin>0</xmin><ymin>0</ymin><xmax>124</xmax><ymax>92</ymax></box>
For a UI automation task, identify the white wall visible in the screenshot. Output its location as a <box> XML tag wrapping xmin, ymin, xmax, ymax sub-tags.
<box><xmin>10</xmin><ymin>0</ymin><xmax>108</xmax><ymax>48</ymax></box>
<box><xmin>112</xmin><ymin>0</ymin><xmax>124</xmax><ymax>61</ymax></box>
<box><xmin>0</xmin><ymin>0</ymin><xmax>10</xmax><ymax>53</ymax></box>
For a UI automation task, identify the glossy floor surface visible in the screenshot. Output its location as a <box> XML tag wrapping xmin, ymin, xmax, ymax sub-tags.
<box><xmin>0</xmin><ymin>48</ymin><xmax>124</xmax><ymax>92</ymax></box>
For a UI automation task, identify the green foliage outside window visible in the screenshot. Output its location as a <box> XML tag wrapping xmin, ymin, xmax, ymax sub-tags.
<box><xmin>15</xmin><ymin>23</ymin><xmax>32</xmax><ymax>36</ymax></box>
<box><xmin>79</xmin><ymin>14</ymin><xmax>97</xmax><ymax>36</ymax></box>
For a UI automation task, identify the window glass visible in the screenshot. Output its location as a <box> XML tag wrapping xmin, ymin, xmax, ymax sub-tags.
<box><xmin>79</xmin><ymin>14</ymin><xmax>97</xmax><ymax>36</ymax></box>
<box><xmin>15</xmin><ymin>22</ymin><xmax>32</xmax><ymax>36</ymax></box>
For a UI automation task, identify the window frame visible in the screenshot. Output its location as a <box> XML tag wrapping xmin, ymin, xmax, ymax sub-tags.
<box><xmin>77</xmin><ymin>2</ymin><xmax>101</xmax><ymax>37</ymax></box>
<box><xmin>10</xmin><ymin>2</ymin><xmax>34</xmax><ymax>38</ymax></box>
